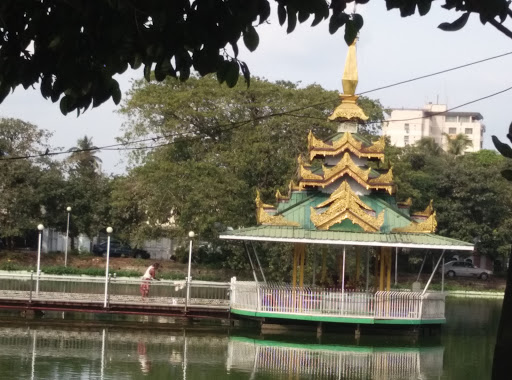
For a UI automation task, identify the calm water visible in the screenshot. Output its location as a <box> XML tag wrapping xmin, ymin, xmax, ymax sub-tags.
<box><xmin>0</xmin><ymin>298</ymin><xmax>501</xmax><ymax>379</ymax></box>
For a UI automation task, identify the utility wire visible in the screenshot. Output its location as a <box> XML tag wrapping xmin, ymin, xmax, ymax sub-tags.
<box><xmin>1</xmin><ymin>51</ymin><xmax>512</xmax><ymax>162</ymax></box>
<box><xmin>357</xmin><ymin>51</ymin><xmax>512</xmax><ymax>96</ymax></box>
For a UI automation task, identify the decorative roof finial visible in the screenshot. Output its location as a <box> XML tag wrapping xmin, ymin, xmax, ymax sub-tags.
<box><xmin>328</xmin><ymin>37</ymin><xmax>368</xmax><ymax>123</ymax></box>
<box><xmin>342</xmin><ymin>38</ymin><xmax>358</xmax><ymax>96</ymax></box>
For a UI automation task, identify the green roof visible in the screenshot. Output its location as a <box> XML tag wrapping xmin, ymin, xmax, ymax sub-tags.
<box><xmin>219</xmin><ymin>226</ymin><xmax>473</xmax><ymax>251</ymax></box>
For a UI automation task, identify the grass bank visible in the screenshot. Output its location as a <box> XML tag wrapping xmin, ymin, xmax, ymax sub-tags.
<box><xmin>0</xmin><ymin>250</ymin><xmax>237</xmax><ymax>282</ymax></box>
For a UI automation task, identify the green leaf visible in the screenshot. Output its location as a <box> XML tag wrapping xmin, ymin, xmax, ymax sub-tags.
<box><xmin>506</xmin><ymin>121</ymin><xmax>512</xmax><ymax>143</ymax></box>
<box><xmin>417</xmin><ymin>0</ymin><xmax>432</xmax><ymax>16</ymax></box>
<box><xmin>216</xmin><ymin>60</ymin><xmax>229</xmax><ymax>84</ymax></box>
<box><xmin>278</xmin><ymin>4</ymin><xmax>286</xmax><ymax>26</ymax></box>
<box><xmin>298</xmin><ymin>10</ymin><xmax>310</xmax><ymax>23</ymax></box>
<box><xmin>344</xmin><ymin>20</ymin><xmax>357</xmax><ymax>45</ymax></box>
<box><xmin>329</xmin><ymin>14</ymin><xmax>347</xmax><ymax>34</ymax></box>
<box><xmin>352</xmin><ymin>13</ymin><xmax>364</xmax><ymax>31</ymax></box>
<box><xmin>225</xmin><ymin>61</ymin><xmax>239</xmax><ymax>88</ymax></box>
<box><xmin>111</xmin><ymin>80</ymin><xmax>121</xmax><ymax>105</ymax></box>
<box><xmin>287</xmin><ymin>6</ymin><xmax>297</xmax><ymax>33</ymax></box>
<box><xmin>240</xmin><ymin>61</ymin><xmax>250</xmax><ymax>87</ymax></box>
<box><xmin>40</xmin><ymin>75</ymin><xmax>52</xmax><ymax>99</ymax></box>
<box><xmin>0</xmin><ymin>85</ymin><xmax>10</xmax><ymax>104</ymax></box>
<box><xmin>243</xmin><ymin>26</ymin><xmax>259</xmax><ymax>52</ymax></box>
<box><xmin>438</xmin><ymin>12</ymin><xmax>470</xmax><ymax>31</ymax></box>
<box><xmin>143</xmin><ymin>64</ymin><xmax>152</xmax><ymax>82</ymax></box>
<box><xmin>501</xmin><ymin>169</ymin><xmax>512</xmax><ymax>182</ymax></box>
<box><xmin>60</xmin><ymin>96</ymin><xmax>69</xmax><ymax>115</ymax></box>
<box><xmin>131</xmin><ymin>54</ymin><xmax>143</xmax><ymax>70</ymax></box>
<box><xmin>492</xmin><ymin>135</ymin><xmax>512</xmax><ymax>159</ymax></box>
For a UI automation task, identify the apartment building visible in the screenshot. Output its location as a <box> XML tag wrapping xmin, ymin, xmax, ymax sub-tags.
<box><xmin>382</xmin><ymin>103</ymin><xmax>485</xmax><ymax>153</ymax></box>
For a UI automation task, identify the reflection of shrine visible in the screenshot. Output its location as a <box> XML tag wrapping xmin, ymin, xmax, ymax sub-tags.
<box><xmin>220</xmin><ymin>40</ymin><xmax>473</xmax><ymax>328</ymax></box>
<box><xmin>227</xmin><ymin>336</ymin><xmax>443</xmax><ymax>380</ymax></box>
<box><xmin>0</xmin><ymin>326</ymin><xmax>229</xmax><ymax>380</ymax></box>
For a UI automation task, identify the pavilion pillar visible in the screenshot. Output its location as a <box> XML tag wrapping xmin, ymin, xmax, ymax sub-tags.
<box><xmin>379</xmin><ymin>248</ymin><xmax>385</xmax><ymax>291</ymax></box>
<box><xmin>355</xmin><ymin>246</ymin><xmax>361</xmax><ymax>284</ymax></box>
<box><xmin>321</xmin><ymin>247</ymin><xmax>327</xmax><ymax>285</ymax></box>
<box><xmin>292</xmin><ymin>244</ymin><xmax>298</xmax><ymax>288</ymax></box>
<box><xmin>338</xmin><ymin>253</ymin><xmax>344</xmax><ymax>286</ymax></box>
<box><xmin>374</xmin><ymin>250</ymin><xmax>380</xmax><ymax>290</ymax></box>
<box><xmin>384</xmin><ymin>247</ymin><xmax>392</xmax><ymax>291</ymax></box>
<box><xmin>299</xmin><ymin>244</ymin><xmax>306</xmax><ymax>288</ymax></box>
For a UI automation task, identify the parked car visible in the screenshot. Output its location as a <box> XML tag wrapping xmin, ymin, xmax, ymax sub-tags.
<box><xmin>440</xmin><ymin>261</ymin><xmax>492</xmax><ymax>280</ymax></box>
<box><xmin>92</xmin><ymin>240</ymin><xmax>150</xmax><ymax>259</ymax></box>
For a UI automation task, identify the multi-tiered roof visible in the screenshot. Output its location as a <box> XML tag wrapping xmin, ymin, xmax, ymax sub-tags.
<box><xmin>255</xmin><ymin>41</ymin><xmax>436</xmax><ymax>236</ymax></box>
<box><xmin>221</xmin><ymin>41</ymin><xmax>472</xmax><ymax>251</ymax></box>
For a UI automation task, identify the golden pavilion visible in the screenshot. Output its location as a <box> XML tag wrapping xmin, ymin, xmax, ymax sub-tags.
<box><xmin>220</xmin><ymin>41</ymin><xmax>473</xmax><ymax>329</ymax></box>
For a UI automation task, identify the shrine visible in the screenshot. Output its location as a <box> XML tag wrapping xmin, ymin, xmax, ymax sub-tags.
<box><xmin>220</xmin><ymin>41</ymin><xmax>473</xmax><ymax>328</ymax></box>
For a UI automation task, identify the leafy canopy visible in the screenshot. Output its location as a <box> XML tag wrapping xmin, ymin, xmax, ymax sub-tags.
<box><xmin>0</xmin><ymin>0</ymin><xmax>510</xmax><ymax>114</ymax></box>
<box><xmin>116</xmin><ymin>74</ymin><xmax>384</xmax><ymax>241</ymax></box>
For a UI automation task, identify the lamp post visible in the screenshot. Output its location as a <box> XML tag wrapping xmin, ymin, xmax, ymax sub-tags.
<box><xmin>65</xmin><ymin>206</ymin><xmax>71</xmax><ymax>267</ymax></box>
<box><xmin>103</xmin><ymin>227</ymin><xmax>113</xmax><ymax>308</ymax></box>
<box><xmin>186</xmin><ymin>231</ymin><xmax>195</xmax><ymax>307</ymax></box>
<box><xmin>36</xmin><ymin>224</ymin><xmax>44</xmax><ymax>295</ymax></box>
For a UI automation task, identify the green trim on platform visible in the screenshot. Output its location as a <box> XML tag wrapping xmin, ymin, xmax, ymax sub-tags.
<box><xmin>230</xmin><ymin>336</ymin><xmax>444</xmax><ymax>353</ymax></box>
<box><xmin>230</xmin><ymin>308</ymin><xmax>445</xmax><ymax>325</ymax></box>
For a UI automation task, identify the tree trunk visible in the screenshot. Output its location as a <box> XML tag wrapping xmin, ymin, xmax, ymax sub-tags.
<box><xmin>492</xmin><ymin>251</ymin><xmax>512</xmax><ymax>379</ymax></box>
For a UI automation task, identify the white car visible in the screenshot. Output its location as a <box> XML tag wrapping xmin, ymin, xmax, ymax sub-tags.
<box><xmin>441</xmin><ymin>261</ymin><xmax>492</xmax><ymax>280</ymax></box>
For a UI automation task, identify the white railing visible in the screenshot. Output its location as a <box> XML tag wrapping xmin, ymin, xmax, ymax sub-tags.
<box><xmin>0</xmin><ymin>273</ymin><xmax>230</xmax><ymax>309</ymax></box>
<box><xmin>230</xmin><ymin>280</ymin><xmax>445</xmax><ymax>321</ymax></box>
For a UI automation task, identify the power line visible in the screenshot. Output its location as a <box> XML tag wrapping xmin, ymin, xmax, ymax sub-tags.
<box><xmin>357</xmin><ymin>51</ymin><xmax>512</xmax><ymax>96</ymax></box>
<box><xmin>1</xmin><ymin>50</ymin><xmax>511</xmax><ymax>162</ymax></box>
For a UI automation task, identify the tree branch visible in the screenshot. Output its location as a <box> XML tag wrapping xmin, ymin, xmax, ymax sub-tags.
<box><xmin>488</xmin><ymin>18</ymin><xmax>512</xmax><ymax>39</ymax></box>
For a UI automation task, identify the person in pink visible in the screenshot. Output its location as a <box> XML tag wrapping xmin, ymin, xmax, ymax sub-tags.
<box><xmin>140</xmin><ymin>263</ymin><xmax>160</xmax><ymax>299</ymax></box>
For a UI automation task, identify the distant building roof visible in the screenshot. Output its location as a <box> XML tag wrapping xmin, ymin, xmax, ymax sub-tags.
<box><xmin>424</xmin><ymin>111</ymin><xmax>484</xmax><ymax>120</ymax></box>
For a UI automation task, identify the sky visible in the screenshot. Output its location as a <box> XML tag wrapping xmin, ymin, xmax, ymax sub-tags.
<box><xmin>2</xmin><ymin>2</ymin><xmax>512</xmax><ymax>174</ymax></box>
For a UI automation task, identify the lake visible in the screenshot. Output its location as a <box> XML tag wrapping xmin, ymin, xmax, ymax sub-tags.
<box><xmin>0</xmin><ymin>297</ymin><xmax>501</xmax><ymax>379</ymax></box>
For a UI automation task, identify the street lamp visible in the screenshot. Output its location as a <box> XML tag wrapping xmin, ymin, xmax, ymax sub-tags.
<box><xmin>103</xmin><ymin>227</ymin><xmax>113</xmax><ymax>308</ymax></box>
<box><xmin>64</xmin><ymin>206</ymin><xmax>71</xmax><ymax>267</ymax></box>
<box><xmin>36</xmin><ymin>224</ymin><xmax>44</xmax><ymax>294</ymax></box>
<box><xmin>186</xmin><ymin>231</ymin><xmax>195</xmax><ymax>306</ymax></box>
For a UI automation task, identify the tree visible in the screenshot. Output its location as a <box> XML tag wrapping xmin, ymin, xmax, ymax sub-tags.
<box><xmin>115</xmin><ymin>75</ymin><xmax>384</xmax><ymax>273</ymax></box>
<box><xmin>0</xmin><ymin>1</ymin><xmax>510</xmax><ymax>114</ymax></box>
<box><xmin>65</xmin><ymin>136</ymin><xmax>110</xmax><ymax>240</ymax></box>
<box><xmin>67</xmin><ymin>135</ymin><xmax>102</xmax><ymax>172</ymax></box>
<box><xmin>415</xmin><ymin>137</ymin><xmax>443</xmax><ymax>155</ymax></box>
<box><xmin>444</xmin><ymin>133</ymin><xmax>473</xmax><ymax>156</ymax></box>
<box><xmin>491</xmin><ymin>126</ymin><xmax>512</xmax><ymax>380</ymax></box>
<box><xmin>0</xmin><ymin>118</ymin><xmax>66</xmax><ymax>247</ymax></box>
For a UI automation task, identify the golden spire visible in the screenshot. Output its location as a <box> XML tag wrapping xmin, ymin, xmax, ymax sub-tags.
<box><xmin>342</xmin><ymin>39</ymin><xmax>358</xmax><ymax>96</ymax></box>
<box><xmin>328</xmin><ymin>38</ymin><xmax>368</xmax><ymax>123</ymax></box>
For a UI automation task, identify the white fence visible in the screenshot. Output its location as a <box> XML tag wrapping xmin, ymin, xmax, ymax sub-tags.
<box><xmin>0</xmin><ymin>273</ymin><xmax>230</xmax><ymax>309</ymax></box>
<box><xmin>230</xmin><ymin>280</ymin><xmax>445</xmax><ymax>321</ymax></box>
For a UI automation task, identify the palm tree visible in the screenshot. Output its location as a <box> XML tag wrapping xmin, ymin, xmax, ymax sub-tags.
<box><xmin>68</xmin><ymin>135</ymin><xmax>102</xmax><ymax>172</ymax></box>
<box><xmin>443</xmin><ymin>133</ymin><xmax>473</xmax><ymax>156</ymax></box>
<box><xmin>415</xmin><ymin>137</ymin><xmax>443</xmax><ymax>155</ymax></box>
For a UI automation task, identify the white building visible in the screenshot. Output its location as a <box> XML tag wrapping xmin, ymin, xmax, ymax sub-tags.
<box><xmin>383</xmin><ymin>103</ymin><xmax>485</xmax><ymax>153</ymax></box>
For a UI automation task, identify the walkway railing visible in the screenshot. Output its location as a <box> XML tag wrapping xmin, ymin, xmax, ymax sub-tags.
<box><xmin>230</xmin><ymin>280</ymin><xmax>445</xmax><ymax>321</ymax></box>
<box><xmin>0</xmin><ymin>273</ymin><xmax>444</xmax><ymax>321</ymax></box>
<box><xmin>0</xmin><ymin>273</ymin><xmax>230</xmax><ymax>309</ymax></box>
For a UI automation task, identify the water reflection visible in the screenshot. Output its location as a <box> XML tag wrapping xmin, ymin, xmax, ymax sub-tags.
<box><xmin>228</xmin><ymin>336</ymin><xmax>443</xmax><ymax>380</ymax></box>
<box><xmin>0</xmin><ymin>298</ymin><xmax>502</xmax><ymax>380</ymax></box>
<box><xmin>0</xmin><ymin>324</ymin><xmax>445</xmax><ymax>380</ymax></box>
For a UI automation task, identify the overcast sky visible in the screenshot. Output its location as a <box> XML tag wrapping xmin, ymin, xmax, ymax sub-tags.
<box><xmin>2</xmin><ymin>2</ymin><xmax>512</xmax><ymax>174</ymax></box>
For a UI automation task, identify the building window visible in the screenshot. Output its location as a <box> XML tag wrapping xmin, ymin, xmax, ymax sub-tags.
<box><xmin>465</xmin><ymin>128</ymin><xmax>473</xmax><ymax>135</ymax></box>
<box><xmin>404</xmin><ymin>123</ymin><xmax>410</xmax><ymax>133</ymax></box>
<box><xmin>446</xmin><ymin>115</ymin><xmax>458</xmax><ymax>122</ymax></box>
<box><xmin>459</xmin><ymin>116</ymin><xmax>470</xmax><ymax>123</ymax></box>
<box><xmin>404</xmin><ymin>136</ymin><xmax>409</xmax><ymax>145</ymax></box>
<box><xmin>448</xmin><ymin>127</ymin><xmax>457</xmax><ymax>134</ymax></box>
